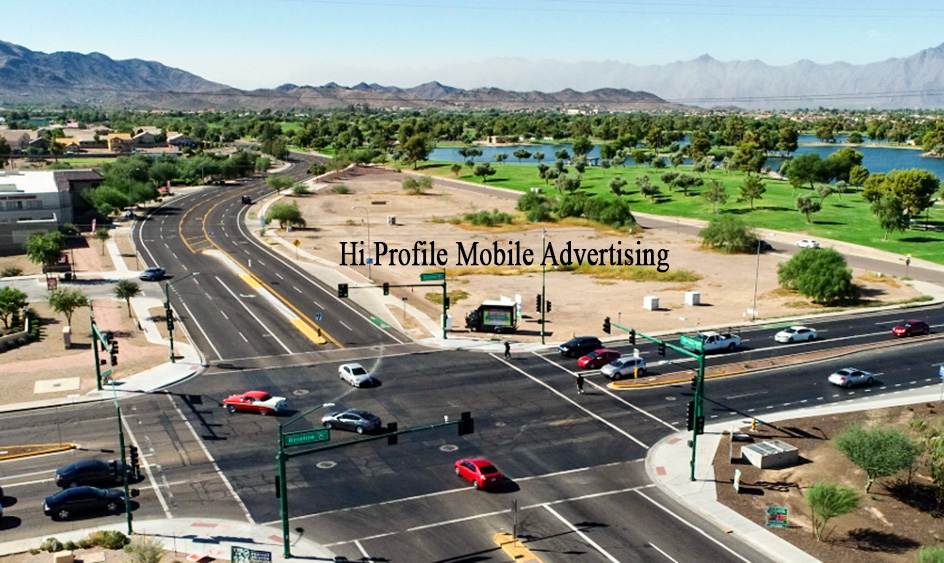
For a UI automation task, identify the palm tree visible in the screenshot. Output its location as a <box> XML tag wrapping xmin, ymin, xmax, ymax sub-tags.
<box><xmin>113</xmin><ymin>279</ymin><xmax>141</xmax><ymax>318</ymax></box>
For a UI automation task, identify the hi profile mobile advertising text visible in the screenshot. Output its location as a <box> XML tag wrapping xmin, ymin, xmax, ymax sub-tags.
<box><xmin>340</xmin><ymin>239</ymin><xmax>671</xmax><ymax>272</ymax></box>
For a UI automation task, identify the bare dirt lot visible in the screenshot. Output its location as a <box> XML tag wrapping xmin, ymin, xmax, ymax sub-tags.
<box><xmin>264</xmin><ymin>166</ymin><xmax>922</xmax><ymax>341</ymax></box>
<box><xmin>714</xmin><ymin>404</ymin><xmax>944</xmax><ymax>563</ymax></box>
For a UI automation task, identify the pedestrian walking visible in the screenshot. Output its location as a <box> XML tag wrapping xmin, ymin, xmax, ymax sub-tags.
<box><xmin>504</xmin><ymin>341</ymin><xmax>511</xmax><ymax>360</ymax></box>
<box><xmin>576</xmin><ymin>374</ymin><xmax>585</xmax><ymax>394</ymax></box>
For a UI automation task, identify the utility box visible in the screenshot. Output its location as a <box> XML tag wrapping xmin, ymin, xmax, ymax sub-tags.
<box><xmin>741</xmin><ymin>440</ymin><xmax>799</xmax><ymax>469</ymax></box>
<box><xmin>62</xmin><ymin>326</ymin><xmax>71</xmax><ymax>349</ymax></box>
<box><xmin>53</xmin><ymin>551</ymin><xmax>74</xmax><ymax>563</ymax></box>
<box><xmin>685</xmin><ymin>291</ymin><xmax>701</xmax><ymax>306</ymax></box>
<box><xmin>643</xmin><ymin>296</ymin><xmax>659</xmax><ymax>311</ymax></box>
<box><xmin>387</xmin><ymin>215</ymin><xmax>396</xmax><ymax>225</ymax></box>
<box><xmin>442</xmin><ymin>315</ymin><xmax>453</xmax><ymax>331</ymax></box>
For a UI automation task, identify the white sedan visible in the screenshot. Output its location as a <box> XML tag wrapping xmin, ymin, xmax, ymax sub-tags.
<box><xmin>338</xmin><ymin>363</ymin><xmax>372</xmax><ymax>387</ymax></box>
<box><xmin>795</xmin><ymin>239</ymin><xmax>820</xmax><ymax>249</ymax></box>
<box><xmin>774</xmin><ymin>326</ymin><xmax>818</xmax><ymax>343</ymax></box>
<box><xmin>828</xmin><ymin>367</ymin><xmax>874</xmax><ymax>388</ymax></box>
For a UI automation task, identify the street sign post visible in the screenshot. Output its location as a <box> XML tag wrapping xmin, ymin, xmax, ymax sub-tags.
<box><xmin>679</xmin><ymin>334</ymin><xmax>704</xmax><ymax>352</ymax></box>
<box><xmin>231</xmin><ymin>546</ymin><xmax>272</xmax><ymax>563</ymax></box>
<box><xmin>281</xmin><ymin>428</ymin><xmax>330</xmax><ymax>448</ymax></box>
<box><xmin>765</xmin><ymin>506</ymin><xmax>788</xmax><ymax>528</ymax></box>
<box><xmin>315</xmin><ymin>312</ymin><xmax>323</xmax><ymax>321</ymax></box>
<box><xmin>420</xmin><ymin>272</ymin><xmax>445</xmax><ymax>281</ymax></box>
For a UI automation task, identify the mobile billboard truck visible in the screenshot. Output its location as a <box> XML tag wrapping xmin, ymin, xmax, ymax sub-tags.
<box><xmin>465</xmin><ymin>300</ymin><xmax>518</xmax><ymax>333</ymax></box>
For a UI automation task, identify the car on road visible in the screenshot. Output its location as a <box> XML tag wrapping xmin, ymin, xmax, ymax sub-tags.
<box><xmin>223</xmin><ymin>391</ymin><xmax>287</xmax><ymax>415</ymax></box>
<box><xmin>600</xmin><ymin>356</ymin><xmax>647</xmax><ymax>380</ymax></box>
<box><xmin>577</xmin><ymin>349</ymin><xmax>621</xmax><ymax>369</ymax></box>
<box><xmin>892</xmin><ymin>320</ymin><xmax>930</xmax><ymax>337</ymax></box>
<box><xmin>828</xmin><ymin>367</ymin><xmax>875</xmax><ymax>388</ymax></box>
<box><xmin>338</xmin><ymin>363</ymin><xmax>372</xmax><ymax>387</ymax></box>
<box><xmin>756</xmin><ymin>240</ymin><xmax>774</xmax><ymax>253</ymax></box>
<box><xmin>321</xmin><ymin>408</ymin><xmax>382</xmax><ymax>434</ymax></box>
<box><xmin>454</xmin><ymin>458</ymin><xmax>503</xmax><ymax>489</ymax></box>
<box><xmin>795</xmin><ymin>239</ymin><xmax>820</xmax><ymax>249</ymax></box>
<box><xmin>44</xmin><ymin>486</ymin><xmax>126</xmax><ymax>520</ymax></box>
<box><xmin>139</xmin><ymin>267</ymin><xmax>166</xmax><ymax>281</ymax></box>
<box><xmin>774</xmin><ymin>326</ymin><xmax>818</xmax><ymax>343</ymax></box>
<box><xmin>241</xmin><ymin>194</ymin><xmax>252</xmax><ymax>204</ymax></box>
<box><xmin>559</xmin><ymin>336</ymin><xmax>603</xmax><ymax>358</ymax></box>
<box><xmin>55</xmin><ymin>459</ymin><xmax>132</xmax><ymax>489</ymax></box>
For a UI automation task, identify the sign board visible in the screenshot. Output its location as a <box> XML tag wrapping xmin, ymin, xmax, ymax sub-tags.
<box><xmin>420</xmin><ymin>272</ymin><xmax>445</xmax><ymax>281</ymax></box>
<box><xmin>57</xmin><ymin>253</ymin><xmax>70</xmax><ymax>265</ymax></box>
<box><xmin>281</xmin><ymin>428</ymin><xmax>330</xmax><ymax>447</ymax></box>
<box><xmin>47</xmin><ymin>277</ymin><xmax>58</xmax><ymax>291</ymax></box>
<box><xmin>315</xmin><ymin>312</ymin><xmax>323</xmax><ymax>321</ymax></box>
<box><xmin>680</xmin><ymin>334</ymin><xmax>704</xmax><ymax>352</ymax></box>
<box><xmin>293</xmin><ymin>239</ymin><xmax>300</xmax><ymax>247</ymax></box>
<box><xmin>765</xmin><ymin>506</ymin><xmax>788</xmax><ymax>528</ymax></box>
<box><xmin>734</xmin><ymin>469</ymin><xmax>741</xmax><ymax>493</ymax></box>
<box><xmin>231</xmin><ymin>546</ymin><xmax>271</xmax><ymax>563</ymax></box>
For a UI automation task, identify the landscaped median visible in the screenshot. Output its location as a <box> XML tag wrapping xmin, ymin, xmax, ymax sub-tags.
<box><xmin>0</xmin><ymin>443</ymin><xmax>76</xmax><ymax>460</ymax></box>
<box><xmin>608</xmin><ymin>332</ymin><xmax>944</xmax><ymax>389</ymax></box>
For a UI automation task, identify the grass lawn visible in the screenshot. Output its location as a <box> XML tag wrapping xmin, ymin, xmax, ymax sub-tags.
<box><xmin>418</xmin><ymin>160</ymin><xmax>944</xmax><ymax>265</ymax></box>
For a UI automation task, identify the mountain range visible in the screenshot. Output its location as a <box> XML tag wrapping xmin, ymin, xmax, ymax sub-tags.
<box><xmin>2</xmin><ymin>39</ymin><xmax>944</xmax><ymax>111</ymax></box>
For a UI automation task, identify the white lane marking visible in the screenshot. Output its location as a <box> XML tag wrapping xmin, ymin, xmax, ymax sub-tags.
<box><xmin>121</xmin><ymin>411</ymin><xmax>171</xmax><ymax>518</ymax></box>
<box><xmin>500</xmin><ymin>355</ymin><xmax>649</xmax><ymax>447</ymax></box>
<box><xmin>408</xmin><ymin>508</ymin><xmax>510</xmax><ymax>532</ymax></box>
<box><xmin>168</xmin><ymin>279</ymin><xmax>222</xmax><ymax>361</ymax></box>
<box><xmin>238</xmin><ymin>332</ymin><xmax>248</xmax><ymax>343</ymax></box>
<box><xmin>167</xmin><ymin>394</ymin><xmax>254</xmax><ymax>523</ymax></box>
<box><xmin>354</xmin><ymin>540</ymin><xmax>369</xmax><ymax>559</ymax></box>
<box><xmin>635</xmin><ymin>490</ymin><xmax>753</xmax><ymax>563</ymax></box>
<box><xmin>293</xmin><ymin>286</ymin><xmax>302</xmax><ymax>294</ymax></box>
<box><xmin>339</xmin><ymin>320</ymin><xmax>353</xmax><ymax>332</ymax></box>
<box><xmin>650</xmin><ymin>542</ymin><xmax>681</xmax><ymax>563</ymax></box>
<box><xmin>726</xmin><ymin>391</ymin><xmax>768</xmax><ymax>400</ymax></box>
<box><xmin>215</xmin><ymin>275</ymin><xmax>293</xmax><ymax>354</ymax></box>
<box><xmin>275</xmin><ymin>273</ymin><xmax>284</xmax><ymax>280</ymax></box>
<box><xmin>220</xmin><ymin>311</ymin><xmax>229</xmax><ymax>320</ymax></box>
<box><xmin>2</xmin><ymin>477</ymin><xmax>53</xmax><ymax>487</ymax></box>
<box><xmin>536</xmin><ymin>354</ymin><xmax>676</xmax><ymax>431</ymax></box>
<box><xmin>544</xmin><ymin>505</ymin><xmax>620</xmax><ymax>563</ymax></box>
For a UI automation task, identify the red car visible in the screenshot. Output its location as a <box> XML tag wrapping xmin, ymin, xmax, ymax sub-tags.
<box><xmin>454</xmin><ymin>458</ymin><xmax>503</xmax><ymax>489</ymax></box>
<box><xmin>222</xmin><ymin>391</ymin><xmax>287</xmax><ymax>415</ymax></box>
<box><xmin>577</xmin><ymin>349</ymin><xmax>621</xmax><ymax>369</ymax></box>
<box><xmin>892</xmin><ymin>320</ymin><xmax>930</xmax><ymax>337</ymax></box>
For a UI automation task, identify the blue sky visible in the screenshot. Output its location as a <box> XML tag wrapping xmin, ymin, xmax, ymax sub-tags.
<box><xmin>6</xmin><ymin>0</ymin><xmax>944</xmax><ymax>91</ymax></box>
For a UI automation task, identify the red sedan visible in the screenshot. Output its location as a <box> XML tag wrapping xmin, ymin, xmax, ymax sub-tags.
<box><xmin>577</xmin><ymin>349</ymin><xmax>621</xmax><ymax>369</ymax></box>
<box><xmin>892</xmin><ymin>320</ymin><xmax>930</xmax><ymax>337</ymax></box>
<box><xmin>222</xmin><ymin>391</ymin><xmax>287</xmax><ymax>415</ymax></box>
<box><xmin>454</xmin><ymin>458</ymin><xmax>503</xmax><ymax>489</ymax></box>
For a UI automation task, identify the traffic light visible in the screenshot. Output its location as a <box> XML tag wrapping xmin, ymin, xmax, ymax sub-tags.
<box><xmin>386</xmin><ymin>422</ymin><xmax>398</xmax><ymax>445</ymax></box>
<box><xmin>128</xmin><ymin>445</ymin><xmax>140</xmax><ymax>475</ymax></box>
<box><xmin>603</xmin><ymin>316</ymin><xmax>611</xmax><ymax>334</ymax></box>
<box><xmin>686</xmin><ymin>401</ymin><xmax>695</xmax><ymax>431</ymax></box>
<box><xmin>444</xmin><ymin>297</ymin><xmax>450</xmax><ymax>309</ymax></box>
<box><xmin>338</xmin><ymin>283</ymin><xmax>349</xmax><ymax>298</ymax></box>
<box><xmin>690</xmin><ymin>376</ymin><xmax>697</xmax><ymax>391</ymax></box>
<box><xmin>536</xmin><ymin>294</ymin><xmax>542</xmax><ymax>313</ymax></box>
<box><xmin>109</xmin><ymin>339</ymin><xmax>119</xmax><ymax>366</ymax></box>
<box><xmin>658</xmin><ymin>341</ymin><xmax>666</xmax><ymax>356</ymax></box>
<box><xmin>629</xmin><ymin>329</ymin><xmax>636</xmax><ymax>345</ymax></box>
<box><xmin>166</xmin><ymin>310</ymin><xmax>174</xmax><ymax>332</ymax></box>
<box><xmin>695</xmin><ymin>416</ymin><xmax>705</xmax><ymax>435</ymax></box>
<box><xmin>546</xmin><ymin>301</ymin><xmax>551</xmax><ymax>312</ymax></box>
<box><xmin>458</xmin><ymin>411</ymin><xmax>474</xmax><ymax>436</ymax></box>
<box><xmin>383</xmin><ymin>282</ymin><xmax>390</xmax><ymax>296</ymax></box>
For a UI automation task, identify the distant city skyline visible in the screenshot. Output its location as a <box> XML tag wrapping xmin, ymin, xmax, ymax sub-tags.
<box><xmin>5</xmin><ymin>0</ymin><xmax>944</xmax><ymax>91</ymax></box>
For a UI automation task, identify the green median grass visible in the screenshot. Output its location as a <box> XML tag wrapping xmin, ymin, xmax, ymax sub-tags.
<box><xmin>419</xmin><ymin>161</ymin><xmax>944</xmax><ymax>265</ymax></box>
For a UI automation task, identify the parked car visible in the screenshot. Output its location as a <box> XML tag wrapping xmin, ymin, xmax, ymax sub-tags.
<box><xmin>577</xmin><ymin>349</ymin><xmax>621</xmax><ymax>369</ymax></box>
<box><xmin>774</xmin><ymin>326</ymin><xmax>818</xmax><ymax>343</ymax></box>
<box><xmin>222</xmin><ymin>391</ymin><xmax>287</xmax><ymax>415</ymax></box>
<box><xmin>892</xmin><ymin>320</ymin><xmax>930</xmax><ymax>337</ymax></box>
<box><xmin>139</xmin><ymin>267</ymin><xmax>166</xmax><ymax>281</ymax></box>
<box><xmin>321</xmin><ymin>409</ymin><xmax>382</xmax><ymax>434</ymax></box>
<box><xmin>44</xmin><ymin>486</ymin><xmax>126</xmax><ymax>520</ymax></box>
<box><xmin>600</xmin><ymin>356</ymin><xmax>647</xmax><ymax>380</ymax></box>
<box><xmin>338</xmin><ymin>363</ymin><xmax>372</xmax><ymax>387</ymax></box>
<box><xmin>454</xmin><ymin>458</ymin><xmax>503</xmax><ymax>489</ymax></box>
<box><xmin>795</xmin><ymin>239</ymin><xmax>820</xmax><ymax>249</ymax></box>
<box><xmin>756</xmin><ymin>240</ymin><xmax>774</xmax><ymax>253</ymax></box>
<box><xmin>241</xmin><ymin>194</ymin><xmax>252</xmax><ymax>204</ymax></box>
<box><xmin>828</xmin><ymin>367</ymin><xmax>874</xmax><ymax>388</ymax></box>
<box><xmin>559</xmin><ymin>336</ymin><xmax>603</xmax><ymax>358</ymax></box>
<box><xmin>55</xmin><ymin>459</ymin><xmax>132</xmax><ymax>489</ymax></box>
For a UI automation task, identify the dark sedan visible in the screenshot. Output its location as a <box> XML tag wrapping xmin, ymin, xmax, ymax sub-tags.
<box><xmin>44</xmin><ymin>486</ymin><xmax>126</xmax><ymax>520</ymax></box>
<box><xmin>558</xmin><ymin>336</ymin><xmax>603</xmax><ymax>358</ymax></box>
<box><xmin>321</xmin><ymin>409</ymin><xmax>382</xmax><ymax>434</ymax></box>
<box><xmin>55</xmin><ymin>459</ymin><xmax>132</xmax><ymax>488</ymax></box>
<box><xmin>139</xmin><ymin>267</ymin><xmax>166</xmax><ymax>281</ymax></box>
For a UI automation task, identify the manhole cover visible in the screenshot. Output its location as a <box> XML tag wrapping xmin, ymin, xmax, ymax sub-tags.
<box><xmin>315</xmin><ymin>461</ymin><xmax>336</xmax><ymax>469</ymax></box>
<box><xmin>293</xmin><ymin>389</ymin><xmax>310</xmax><ymax>396</ymax></box>
<box><xmin>439</xmin><ymin>444</ymin><xmax>459</xmax><ymax>452</ymax></box>
<box><xmin>665</xmin><ymin>396</ymin><xmax>677</xmax><ymax>401</ymax></box>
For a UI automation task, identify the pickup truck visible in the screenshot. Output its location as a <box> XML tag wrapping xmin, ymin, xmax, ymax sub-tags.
<box><xmin>681</xmin><ymin>331</ymin><xmax>742</xmax><ymax>353</ymax></box>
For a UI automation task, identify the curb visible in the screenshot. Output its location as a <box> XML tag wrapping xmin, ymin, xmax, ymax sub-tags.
<box><xmin>0</xmin><ymin>443</ymin><xmax>77</xmax><ymax>461</ymax></box>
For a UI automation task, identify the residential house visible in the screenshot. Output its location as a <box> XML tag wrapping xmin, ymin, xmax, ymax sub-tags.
<box><xmin>0</xmin><ymin>130</ymin><xmax>35</xmax><ymax>153</ymax></box>
<box><xmin>106</xmin><ymin>133</ymin><xmax>134</xmax><ymax>153</ymax></box>
<box><xmin>167</xmin><ymin>132</ymin><xmax>197</xmax><ymax>148</ymax></box>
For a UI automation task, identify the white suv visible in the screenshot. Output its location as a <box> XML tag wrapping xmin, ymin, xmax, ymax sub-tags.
<box><xmin>600</xmin><ymin>356</ymin><xmax>647</xmax><ymax>380</ymax></box>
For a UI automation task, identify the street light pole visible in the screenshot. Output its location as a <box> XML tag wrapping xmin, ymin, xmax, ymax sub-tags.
<box><xmin>352</xmin><ymin>206</ymin><xmax>371</xmax><ymax>280</ymax></box>
<box><xmin>541</xmin><ymin>228</ymin><xmax>546</xmax><ymax>345</ymax></box>
<box><xmin>751</xmin><ymin>239</ymin><xmax>761</xmax><ymax>321</ymax></box>
<box><xmin>278</xmin><ymin>402</ymin><xmax>335</xmax><ymax>558</ymax></box>
<box><xmin>679</xmin><ymin>316</ymin><xmax>698</xmax><ymax>332</ymax></box>
<box><xmin>164</xmin><ymin>272</ymin><xmax>201</xmax><ymax>363</ymax></box>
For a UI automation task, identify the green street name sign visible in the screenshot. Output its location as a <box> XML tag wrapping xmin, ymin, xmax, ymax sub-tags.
<box><xmin>679</xmin><ymin>334</ymin><xmax>704</xmax><ymax>352</ymax></box>
<box><xmin>282</xmin><ymin>428</ymin><xmax>330</xmax><ymax>447</ymax></box>
<box><xmin>420</xmin><ymin>272</ymin><xmax>445</xmax><ymax>281</ymax></box>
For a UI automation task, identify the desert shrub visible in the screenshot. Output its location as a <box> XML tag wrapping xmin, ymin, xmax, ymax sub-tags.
<box><xmin>291</xmin><ymin>183</ymin><xmax>308</xmax><ymax>196</ymax></box>
<box><xmin>463</xmin><ymin>209</ymin><xmax>513</xmax><ymax>226</ymax></box>
<box><xmin>556</xmin><ymin>192</ymin><xmax>588</xmax><ymax>219</ymax></box>
<box><xmin>583</xmin><ymin>197</ymin><xmax>635</xmax><ymax>229</ymax></box>
<box><xmin>58</xmin><ymin>223</ymin><xmax>80</xmax><ymax>236</ymax></box>
<box><xmin>87</xmin><ymin>530</ymin><xmax>128</xmax><ymax>550</ymax></box>
<box><xmin>525</xmin><ymin>203</ymin><xmax>553</xmax><ymax>222</ymax></box>
<box><xmin>63</xmin><ymin>541</ymin><xmax>77</xmax><ymax>551</ymax></box>
<box><xmin>1</xmin><ymin>267</ymin><xmax>22</xmax><ymax>277</ymax></box>
<box><xmin>40</xmin><ymin>538</ymin><xmax>63</xmax><ymax>552</ymax></box>
<box><xmin>516</xmin><ymin>191</ymin><xmax>548</xmax><ymax>213</ymax></box>
<box><xmin>123</xmin><ymin>536</ymin><xmax>164</xmax><ymax>563</ymax></box>
<box><xmin>331</xmin><ymin>184</ymin><xmax>350</xmax><ymax>194</ymax></box>
<box><xmin>430</xmin><ymin>216</ymin><xmax>446</xmax><ymax>223</ymax></box>
<box><xmin>402</xmin><ymin>175</ymin><xmax>433</xmax><ymax>195</ymax></box>
<box><xmin>778</xmin><ymin>248</ymin><xmax>857</xmax><ymax>304</ymax></box>
<box><xmin>699</xmin><ymin>215</ymin><xmax>757</xmax><ymax>253</ymax></box>
<box><xmin>916</xmin><ymin>546</ymin><xmax>944</xmax><ymax>563</ymax></box>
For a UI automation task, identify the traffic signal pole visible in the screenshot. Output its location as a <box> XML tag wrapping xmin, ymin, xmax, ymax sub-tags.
<box><xmin>610</xmin><ymin>320</ymin><xmax>706</xmax><ymax>481</ymax></box>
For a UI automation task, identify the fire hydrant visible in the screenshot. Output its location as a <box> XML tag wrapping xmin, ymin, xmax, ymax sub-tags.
<box><xmin>751</xmin><ymin>418</ymin><xmax>757</xmax><ymax>431</ymax></box>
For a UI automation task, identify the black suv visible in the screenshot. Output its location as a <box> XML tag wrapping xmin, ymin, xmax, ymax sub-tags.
<box><xmin>241</xmin><ymin>194</ymin><xmax>252</xmax><ymax>204</ymax></box>
<box><xmin>55</xmin><ymin>459</ymin><xmax>132</xmax><ymax>489</ymax></box>
<box><xmin>559</xmin><ymin>336</ymin><xmax>603</xmax><ymax>358</ymax></box>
